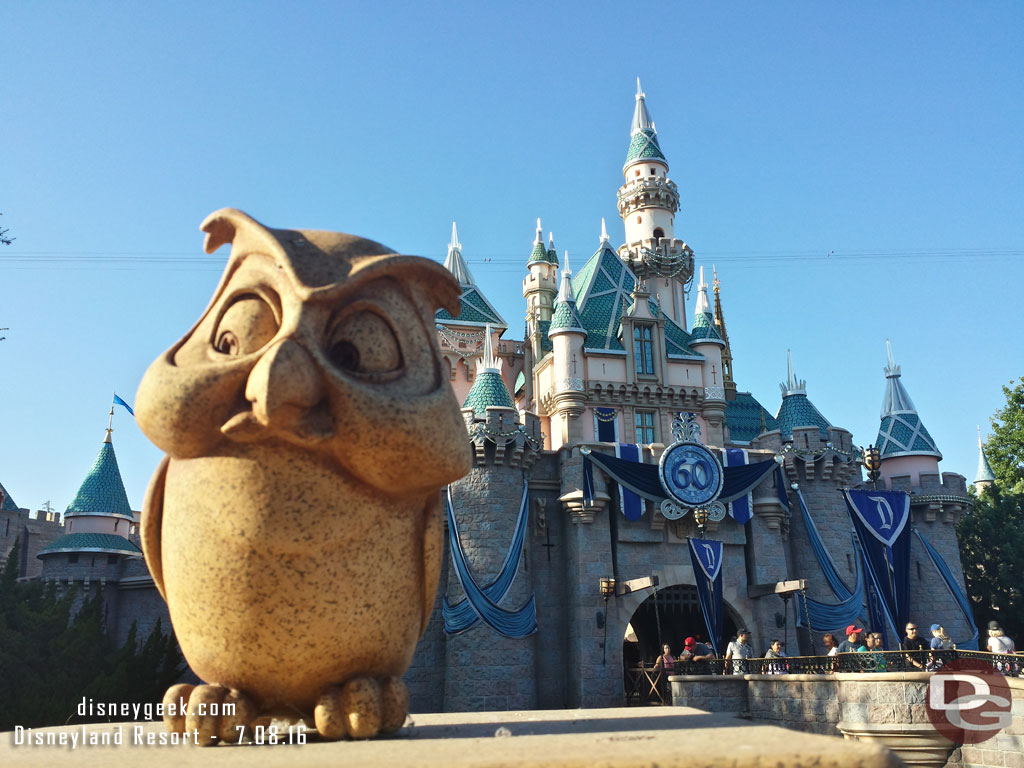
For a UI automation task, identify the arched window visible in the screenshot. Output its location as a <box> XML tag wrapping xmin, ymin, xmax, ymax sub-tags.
<box><xmin>653</xmin><ymin>228</ymin><xmax>664</xmax><ymax>241</ymax></box>
<box><xmin>634</xmin><ymin>326</ymin><xmax>654</xmax><ymax>375</ymax></box>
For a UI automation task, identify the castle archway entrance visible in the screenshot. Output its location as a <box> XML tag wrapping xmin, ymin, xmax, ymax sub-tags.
<box><xmin>622</xmin><ymin>584</ymin><xmax>741</xmax><ymax>703</ymax></box>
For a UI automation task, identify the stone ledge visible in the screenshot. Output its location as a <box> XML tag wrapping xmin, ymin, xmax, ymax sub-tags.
<box><xmin>2</xmin><ymin>707</ymin><xmax>899</xmax><ymax>767</ymax></box>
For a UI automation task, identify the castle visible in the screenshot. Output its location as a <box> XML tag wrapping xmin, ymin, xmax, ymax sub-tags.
<box><xmin>0</xmin><ymin>81</ymin><xmax>989</xmax><ymax>713</ymax></box>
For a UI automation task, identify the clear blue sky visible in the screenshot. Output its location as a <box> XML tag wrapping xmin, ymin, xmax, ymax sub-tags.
<box><xmin>3</xmin><ymin>2</ymin><xmax>1022</xmax><ymax>514</ymax></box>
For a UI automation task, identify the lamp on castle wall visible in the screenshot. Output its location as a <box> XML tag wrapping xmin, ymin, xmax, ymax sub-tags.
<box><xmin>692</xmin><ymin>506</ymin><xmax>710</xmax><ymax>537</ymax></box>
<box><xmin>599</xmin><ymin>577</ymin><xmax>616</xmax><ymax>664</ymax></box>
<box><xmin>863</xmin><ymin>446</ymin><xmax>882</xmax><ymax>489</ymax></box>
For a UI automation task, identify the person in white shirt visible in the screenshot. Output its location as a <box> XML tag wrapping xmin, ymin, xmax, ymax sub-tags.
<box><xmin>725</xmin><ymin>629</ymin><xmax>753</xmax><ymax>674</ymax></box>
<box><xmin>987</xmin><ymin>621</ymin><xmax>1016</xmax><ymax>654</ymax></box>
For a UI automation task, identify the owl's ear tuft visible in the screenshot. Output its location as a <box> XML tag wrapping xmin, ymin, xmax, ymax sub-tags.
<box><xmin>200</xmin><ymin>208</ymin><xmax>259</xmax><ymax>254</ymax></box>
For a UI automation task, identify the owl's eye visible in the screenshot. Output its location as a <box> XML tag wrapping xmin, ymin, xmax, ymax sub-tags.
<box><xmin>328</xmin><ymin>310</ymin><xmax>402</xmax><ymax>375</ymax></box>
<box><xmin>213</xmin><ymin>294</ymin><xmax>279</xmax><ymax>356</ymax></box>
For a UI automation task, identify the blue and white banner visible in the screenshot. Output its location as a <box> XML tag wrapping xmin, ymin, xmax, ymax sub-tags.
<box><xmin>615</xmin><ymin>443</ymin><xmax>645</xmax><ymax>521</ymax></box>
<box><xmin>721</xmin><ymin>448</ymin><xmax>752</xmax><ymax>524</ymax></box>
<box><xmin>689</xmin><ymin>538</ymin><xmax>723</xmax><ymax>582</ymax></box>
<box><xmin>843</xmin><ymin>489</ymin><xmax>912</xmax><ymax>639</ymax></box>
<box><xmin>844</xmin><ymin>489</ymin><xmax>909</xmax><ymax>548</ymax></box>
<box><xmin>688</xmin><ymin>538</ymin><xmax>724</xmax><ymax>656</ymax></box>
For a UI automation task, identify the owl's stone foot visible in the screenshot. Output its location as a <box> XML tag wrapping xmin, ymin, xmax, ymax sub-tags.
<box><xmin>313</xmin><ymin>676</ymin><xmax>408</xmax><ymax>741</ymax></box>
<box><xmin>162</xmin><ymin>682</ymin><xmax>257</xmax><ymax>746</ymax></box>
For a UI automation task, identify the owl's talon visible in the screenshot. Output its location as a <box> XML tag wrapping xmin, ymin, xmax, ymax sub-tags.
<box><xmin>379</xmin><ymin>677</ymin><xmax>409</xmax><ymax>734</ymax></box>
<box><xmin>163</xmin><ymin>683</ymin><xmax>254</xmax><ymax>746</ymax></box>
<box><xmin>314</xmin><ymin>676</ymin><xmax>405</xmax><ymax>741</ymax></box>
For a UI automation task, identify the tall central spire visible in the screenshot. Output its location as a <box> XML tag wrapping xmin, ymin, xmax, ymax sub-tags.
<box><xmin>443</xmin><ymin>221</ymin><xmax>475</xmax><ymax>286</ymax></box>
<box><xmin>624</xmin><ymin>78</ymin><xmax>667</xmax><ymax>170</ymax></box>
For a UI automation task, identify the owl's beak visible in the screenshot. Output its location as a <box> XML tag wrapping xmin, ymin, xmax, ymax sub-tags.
<box><xmin>226</xmin><ymin>338</ymin><xmax>334</xmax><ymax>443</ymax></box>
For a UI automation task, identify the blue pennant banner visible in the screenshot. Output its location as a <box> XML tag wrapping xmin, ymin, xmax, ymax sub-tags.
<box><xmin>615</xmin><ymin>443</ymin><xmax>645</xmax><ymax>520</ymax></box>
<box><xmin>843</xmin><ymin>489</ymin><xmax>912</xmax><ymax>639</ymax></box>
<box><xmin>845</xmin><ymin>489</ymin><xmax>909</xmax><ymax>548</ymax></box>
<box><xmin>688</xmin><ymin>538</ymin><xmax>724</xmax><ymax>656</ymax></box>
<box><xmin>721</xmin><ymin>448</ymin><xmax>752</xmax><ymax>524</ymax></box>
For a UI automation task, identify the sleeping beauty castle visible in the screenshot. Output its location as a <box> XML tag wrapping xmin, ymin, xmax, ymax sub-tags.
<box><xmin>0</xmin><ymin>81</ymin><xmax>987</xmax><ymax>714</ymax></box>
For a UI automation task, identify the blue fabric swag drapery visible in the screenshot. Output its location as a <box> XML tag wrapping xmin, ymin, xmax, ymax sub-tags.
<box><xmin>615</xmin><ymin>444</ymin><xmax>645</xmax><ymax>520</ymax></box>
<box><xmin>582</xmin><ymin>451</ymin><xmax>779</xmax><ymax>509</ymax></box>
<box><xmin>443</xmin><ymin>482</ymin><xmax>537</xmax><ymax>638</ymax></box>
<box><xmin>791</xmin><ymin>488</ymin><xmax>866</xmax><ymax>632</ymax></box>
<box><xmin>843</xmin><ymin>489</ymin><xmax>912</xmax><ymax>641</ymax></box>
<box><xmin>914</xmin><ymin>527</ymin><xmax>980</xmax><ymax>650</ymax></box>
<box><xmin>721</xmin><ymin>449</ymin><xmax>753</xmax><ymax>524</ymax></box>
<box><xmin>688</xmin><ymin>538</ymin><xmax>724</xmax><ymax>656</ymax></box>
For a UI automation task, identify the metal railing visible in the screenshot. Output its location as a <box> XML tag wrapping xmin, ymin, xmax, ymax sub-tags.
<box><xmin>665</xmin><ymin>649</ymin><xmax>1023</xmax><ymax>677</ymax></box>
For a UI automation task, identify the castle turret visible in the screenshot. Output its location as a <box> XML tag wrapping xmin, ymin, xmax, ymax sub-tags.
<box><xmin>775</xmin><ymin>350</ymin><xmax>832</xmax><ymax>448</ymax></box>
<box><xmin>523</xmin><ymin>218</ymin><xmax>558</xmax><ymax>363</ymax></box>
<box><xmin>688</xmin><ymin>266</ymin><xmax>726</xmax><ymax>445</ymax></box>
<box><xmin>38</xmin><ymin>411</ymin><xmax>142</xmax><ymax>574</ymax></box>
<box><xmin>547</xmin><ymin>251</ymin><xmax>587</xmax><ymax>447</ymax></box>
<box><xmin>974</xmin><ymin>426</ymin><xmax>996</xmax><ymax>492</ymax></box>
<box><xmin>712</xmin><ymin>266</ymin><xmax>736</xmax><ymax>401</ymax></box>
<box><xmin>463</xmin><ymin>325</ymin><xmax>516</xmax><ymax>419</ymax></box>
<box><xmin>616</xmin><ymin>79</ymin><xmax>693</xmax><ymax>326</ymax></box>
<box><xmin>874</xmin><ymin>340</ymin><xmax>941</xmax><ymax>488</ymax></box>
<box><xmin>435</xmin><ymin>223</ymin><xmax>510</xmax><ymax>406</ymax></box>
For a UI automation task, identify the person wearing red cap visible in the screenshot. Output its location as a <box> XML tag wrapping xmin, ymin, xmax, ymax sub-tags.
<box><xmin>681</xmin><ymin>636</ymin><xmax>715</xmax><ymax>663</ymax></box>
<box><xmin>836</xmin><ymin>625</ymin><xmax>867</xmax><ymax>653</ymax></box>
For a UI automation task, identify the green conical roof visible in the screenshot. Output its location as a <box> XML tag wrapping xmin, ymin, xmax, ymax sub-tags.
<box><xmin>463</xmin><ymin>371</ymin><xmax>515</xmax><ymax>417</ymax></box>
<box><xmin>64</xmin><ymin>433</ymin><xmax>134</xmax><ymax>520</ymax></box>
<box><xmin>874</xmin><ymin>342</ymin><xmax>942</xmax><ymax>460</ymax></box>
<box><xmin>528</xmin><ymin>241</ymin><xmax>548</xmax><ymax>265</ymax></box>
<box><xmin>549</xmin><ymin>260</ymin><xmax>587</xmax><ymax>338</ymax></box>
<box><xmin>624</xmin><ymin>80</ymin><xmax>667</xmax><ymax>168</ymax></box>
<box><xmin>976</xmin><ymin>441</ymin><xmax>996</xmax><ymax>484</ymax></box>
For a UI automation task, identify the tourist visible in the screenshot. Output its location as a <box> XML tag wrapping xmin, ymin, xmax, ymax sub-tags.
<box><xmin>725</xmin><ymin>629</ymin><xmax>753</xmax><ymax>674</ymax></box>
<box><xmin>654</xmin><ymin>643</ymin><xmax>676</xmax><ymax>674</ymax></box>
<box><xmin>986</xmin><ymin>621</ymin><xmax>1016</xmax><ymax>654</ymax></box>
<box><xmin>866</xmin><ymin>632</ymin><xmax>886</xmax><ymax>672</ymax></box>
<box><xmin>822</xmin><ymin>633</ymin><xmax>839</xmax><ymax>657</ymax></box>
<box><xmin>764</xmin><ymin>639</ymin><xmax>787</xmax><ymax>674</ymax></box>
<box><xmin>681</xmin><ymin>636</ymin><xmax>715</xmax><ymax>665</ymax></box>
<box><xmin>930</xmin><ymin>624</ymin><xmax>954</xmax><ymax>650</ymax></box>
<box><xmin>837</xmin><ymin>625</ymin><xmax>867</xmax><ymax>653</ymax></box>
<box><xmin>900</xmin><ymin>622</ymin><xmax>929</xmax><ymax>669</ymax></box>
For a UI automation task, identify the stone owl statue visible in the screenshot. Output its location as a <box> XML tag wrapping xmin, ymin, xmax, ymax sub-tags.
<box><xmin>135</xmin><ymin>208</ymin><xmax>471</xmax><ymax>744</ymax></box>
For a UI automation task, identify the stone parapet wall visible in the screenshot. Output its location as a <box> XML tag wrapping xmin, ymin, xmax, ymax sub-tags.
<box><xmin>670</xmin><ymin>673</ymin><xmax>1024</xmax><ymax>768</ymax></box>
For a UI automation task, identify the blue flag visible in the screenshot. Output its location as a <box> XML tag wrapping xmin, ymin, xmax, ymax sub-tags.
<box><xmin>113</xmin><ymin>394</ymin><xmax>135</xmax><ymax>417</ymax></box>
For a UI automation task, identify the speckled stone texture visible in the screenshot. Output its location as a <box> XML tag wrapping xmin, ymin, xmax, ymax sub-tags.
<box><xmin>134</xmin><ymin>209</ymin><xmax>471</xmax><ymax>740</ymax></box>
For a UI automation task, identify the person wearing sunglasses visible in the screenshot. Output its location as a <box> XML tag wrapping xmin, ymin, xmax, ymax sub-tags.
<box><xmin>900</xmin><ymin>623</ymin><xmax>929</xmax><ymax>669</ymax></box>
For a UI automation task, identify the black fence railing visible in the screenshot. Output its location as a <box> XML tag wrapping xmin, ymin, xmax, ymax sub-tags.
<box><xmin>670</xmin><ymin>649</ymin><xmax>1023</xmax><ymax>677</ymax></box>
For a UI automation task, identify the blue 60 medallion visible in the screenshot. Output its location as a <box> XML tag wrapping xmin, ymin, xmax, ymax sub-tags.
<box><xmin>658</xmin><ymin>441</ymin><xmax>724</xmax><ymax>507</ymax></box>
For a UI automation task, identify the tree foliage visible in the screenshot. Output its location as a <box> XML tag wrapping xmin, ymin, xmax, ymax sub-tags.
<box><xmin>985</xmin><ymin>377</ymin><xmax>1024</xmax><ymax>494</ymax></box>
<box><xmin>958</xmin><ymin>379</ymin><xmax>1024</xmax><ymax>642</ymax></box>
<box><xmin>0</xmin><ymin>212</ymin><xmax>12</xmax><ymax>246</ymax></box>
<box><xmin>0</xmin><ymin>542</ymin><xmax>186</xmax><ymax>730</ymax></box>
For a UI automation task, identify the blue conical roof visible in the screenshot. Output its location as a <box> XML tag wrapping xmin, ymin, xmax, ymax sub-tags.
<box><xmin>775</xmin><ymin>351</ymin><xmax>831</xmax><ymax>439</ymax></box>
<box><xmin>874</xmin><ymin>342</ymin><xmax>942</xmax><ymax>460</ymax></box>
<box><xmin>64</xmin><ymin>432</ymin><xmax>134</xmax><ymax>520</ymax></box>
<box><xmin>0</xmin><ymin>480</ymin><xmax>19</xmax><ymax>511</ymax></box>
<box><xmin>976</xmin><ymin>430</ymin><xmax>996</xmax><ymax>484</ymax></box>
<box><xmin>463</xmin><ymin>371</ymin><xmax>515</xmax><ymax>417</ymax></box>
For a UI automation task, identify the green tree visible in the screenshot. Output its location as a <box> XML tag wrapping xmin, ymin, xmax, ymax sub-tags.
<box><xmin>0</xmin><ymin>212</ymin><xmax>12</xmax><ymax>246</ymax></box>
<box><xmin>985</xmin><ymin>377</ymin><xmax>1024</xmax><ymax>493</ymax></box>
<box><xmin>0</xmin><ymin>564</ymin><xmax>186</xmax><ymax>730</ymax></box>
<box><xmin>958</xmin><ymin>379</ymin><xmax>1024</xmax><ymax>643</ymax></box>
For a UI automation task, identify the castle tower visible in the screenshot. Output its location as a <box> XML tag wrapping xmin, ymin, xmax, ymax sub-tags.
<box><xmin>38</xmin><ymin>413</ymin><xmax>142</xmax><ymax>583</ymax></box>
<box><xmin>775</xmin><ymin>350</ymin><xmax>832</xmax><ymax>449</ymax></box>
<box><xmin>874</xmin><ymin>340</ymin><xmax>942</xmax><ymax>488</ymax></box>
<box><xmin>445</xmin><ymin>331</ymin><xmax>542</xmax><ymax>711</ymax></box>
<box><xmin>688</xmin><ymin>266</ymin><xmax>727</xmax><ymax>445</ymax></box>
<box><xmin>523</xmin><ymin>218</ymin><xmax>559</xmax><ymax>358</ymax></box>
<box><xmin>712</xmin><ymin>266</ymin><xmax>736</xmax><ymax>401</ymax></box>
<box><xmin>616</xmin><ymin>79</ymin><xmax>694</xmax><ymax>326</ymax></box>
<box><xmin>435</xmin><ymin>223</ymin><xmax>510</xmax><ymax>406</ymax></box>
<box><xmin>974</xmin><ymin>426</ymin><xmax>996</xmax><ymax>492</ymax></box>
<box><xmin>547</xmin><ymin>251</ymin><xmax>587</xmax><ymax>447</ymax></box>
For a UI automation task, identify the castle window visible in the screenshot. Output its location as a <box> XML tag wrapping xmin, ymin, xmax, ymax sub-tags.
<box><xmin>653</xmin><ymin>228</ymin><xmax>664</xmax><ymax>241</ymax></box>
<box><xmin>634</xmin><ymin>410</ymin><xmax>655</xmax><ymax>444</ymax></box>
<box><xmin>650</xmin><ymin>168</ymin><xmax>656</xmax><ymax>175</ymax></box>
<box><xmin>69</xmin><ymin>553</ymin><xmax>79</xmax><ymax>564</ymax></box>
<box><xmin>634</xmin><ymin>325</ymin><xmax>654</xmax><ymax>375</ymax></box>
<box><xmin>636</xmin><ymin>216</ymin><xmax>642</xmax><ymax>224</ymax></box>
<box><xmin>635</xmin><ymin>170</ymin><xmax>640</xmax><ymax>177</ymax></box>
